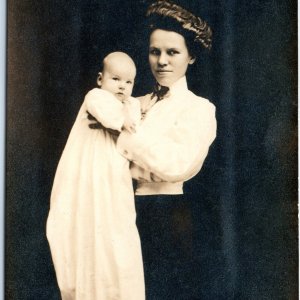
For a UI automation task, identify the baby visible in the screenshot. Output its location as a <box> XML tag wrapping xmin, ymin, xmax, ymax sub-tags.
<box><xmin>47</xmin><ymin>52</ymin><xmax>145</xmax><ymax>300</ymax></box>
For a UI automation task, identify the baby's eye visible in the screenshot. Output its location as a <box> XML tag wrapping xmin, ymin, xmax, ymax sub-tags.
<box><xmin>112</xmin><ymin>77</ymin><xmax>119</xmax><ymax>81</ymax></box>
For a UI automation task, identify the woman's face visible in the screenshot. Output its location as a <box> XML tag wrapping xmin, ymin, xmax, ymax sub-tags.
<box><xmin>149</xmin><ymin>29</ymin><xmax>195</xmax><ymax>87</ymax></box>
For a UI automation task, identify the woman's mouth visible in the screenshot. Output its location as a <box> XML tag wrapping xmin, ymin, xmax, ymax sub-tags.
<box><xmin>156</xmin><ymin>70</ymin><xmax>172</xmax><ymax>75</ymax></box>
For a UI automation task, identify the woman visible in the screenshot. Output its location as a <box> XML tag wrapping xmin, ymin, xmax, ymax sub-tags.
<box><xmin>91</xmin><ymin>1</ymin><xmax>216</xmax><ymax>298</ymax></box>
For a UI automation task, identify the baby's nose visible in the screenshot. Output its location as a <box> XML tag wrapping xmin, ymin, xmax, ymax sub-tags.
<box><xmin>119</xmin><ymin>82</ymin><xmax>126</xmax><ymax>89</ymax></box>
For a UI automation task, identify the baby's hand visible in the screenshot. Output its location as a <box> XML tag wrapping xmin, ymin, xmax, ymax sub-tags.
<box><xmin>122</xmin><ymin>103</ymin><xmax>137</xmax><ymax>133</ymax></box>
<box><xmin>122</xmin><ymin>118</ymin><xmax>136</xmax><ymax>133</ymax></box>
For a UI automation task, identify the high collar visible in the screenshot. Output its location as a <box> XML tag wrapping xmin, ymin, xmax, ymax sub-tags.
<box><xmin>168</xmin><ymin>76</ymin><xmax>188</xmax><ymax>97</ymax></box>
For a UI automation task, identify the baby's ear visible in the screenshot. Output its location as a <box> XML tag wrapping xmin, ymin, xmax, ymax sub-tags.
<box><xmin>96</xmin><ymin>72</ymin><xmax>102</xmax><ymax>87</ymax></box>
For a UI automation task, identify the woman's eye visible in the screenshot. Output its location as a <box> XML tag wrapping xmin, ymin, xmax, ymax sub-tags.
<box><xmin>168</xmin><ymin>50</ymin><xmax>179</xmax><ymax>56</ymax></box>
<box><xmin>149</xmin><ymin>49</ymin><xmax>160</xmax><ymax>55</ymax></box>
<box><xmin>126</xmin><ymin>81</ymin><xmax>133</xmax><ymax>84</ymax></box>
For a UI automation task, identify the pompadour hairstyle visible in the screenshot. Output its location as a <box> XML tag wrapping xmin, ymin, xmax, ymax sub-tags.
<box><xmin>146</xmin><ymin>0</ymin><xmax>212</xmax><ymax>50</ymax></box>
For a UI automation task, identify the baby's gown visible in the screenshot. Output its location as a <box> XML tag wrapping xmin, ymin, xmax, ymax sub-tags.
<box><xmin>46</xmin><ymin>88</ymin><xmax>144</xmax><ymax>300</ymax></box>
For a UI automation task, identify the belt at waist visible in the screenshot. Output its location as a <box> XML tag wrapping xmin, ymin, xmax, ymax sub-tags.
<box><xmin>135</xmin><ymin>181</ymin><xmax>183</xmax><ymax>195</ymax></box>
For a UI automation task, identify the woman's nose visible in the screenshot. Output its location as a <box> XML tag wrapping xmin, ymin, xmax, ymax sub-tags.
<box><xmin>158</xmin><ymin>53</ymin><xmax>168</xmax><ymax>66</ymax></box>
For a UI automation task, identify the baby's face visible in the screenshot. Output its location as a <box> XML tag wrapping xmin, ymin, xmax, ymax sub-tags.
<box><xmin>100</xmin><ymin>60</ymin><xmax>136</xmax><ymax>102</ymax></box>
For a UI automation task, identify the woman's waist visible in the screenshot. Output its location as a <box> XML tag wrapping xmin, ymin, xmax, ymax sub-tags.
<box><xmin>135</xmin><ymin>181</ymin><xmax>183</xmax><ymax>195</ymax></box>
<box><xmin>131</xmin><ymin>163</ymin><xmax>184</xmax><ymax>195</ymax></box>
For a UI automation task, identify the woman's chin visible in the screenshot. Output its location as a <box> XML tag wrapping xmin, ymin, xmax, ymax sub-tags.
<box><xmin>156</xmin><ymin>78</ymin><xmax>172</xmax><ymax>87</ymax></box>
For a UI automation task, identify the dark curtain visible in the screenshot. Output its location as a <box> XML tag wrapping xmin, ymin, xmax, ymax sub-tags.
<box><xmin>7</xmin><ymin>0</ymin><xmax>297</xmax><ymax>299</ymax></box>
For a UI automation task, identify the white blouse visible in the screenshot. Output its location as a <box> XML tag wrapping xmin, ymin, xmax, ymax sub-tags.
<box><xmin>117</xmin><ymin>76</ymin><xmax>217</xmax><ymax>195</ymax></box>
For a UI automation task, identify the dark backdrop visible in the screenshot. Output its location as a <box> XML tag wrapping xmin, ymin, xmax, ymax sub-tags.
<box><xmin>7</xmin><ymin>0</ymin><xmax>297</xmax><ymax>299</ymax></box>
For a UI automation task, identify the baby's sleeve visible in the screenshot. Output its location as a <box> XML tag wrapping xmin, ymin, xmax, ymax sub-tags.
<box><xmin>85</xmin><ymin>88</ymin><xmax>125</xmax><ymax>131</ymax></box>
<box><xmin>127</xmin><ymin>97</ymin><xmax>141</xmax><ymax>126</ymax></box>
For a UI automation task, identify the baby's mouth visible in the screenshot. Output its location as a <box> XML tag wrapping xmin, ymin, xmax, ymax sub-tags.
<box><xmin>116</xmin><ymin>92</ymin><xmax>125</xmax><ymax>100</ymax></box>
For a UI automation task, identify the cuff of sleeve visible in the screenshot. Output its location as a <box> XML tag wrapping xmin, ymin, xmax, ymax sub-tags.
<box><xmin>110</xmin><ymin>116</ymin><xmax>124</xmax><ymax>132</ymax></box>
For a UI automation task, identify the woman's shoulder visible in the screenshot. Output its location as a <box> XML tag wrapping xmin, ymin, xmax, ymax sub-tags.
<box><xmin>187</xmin><ymin>90</ymin><xmax>216</xmax><ymax>111</ymax></box>
<box><xmin>135</xmin><ymin>93</ymin><xmax>153</xmax><ymax>109</ymax></box>
<box><xmin>128</xmin><ymin>96</ymin><xmax>140</xmax><ymax>103</ymax></box>
<box><xmin>127</xmin><ymin>96</ymin><xmax>141</xmax><ymax>108</ymax></box>
<box><xmin>136</xmin><ymin>93</ymin><xmax>152</xmax><ymax>102</ymax></box>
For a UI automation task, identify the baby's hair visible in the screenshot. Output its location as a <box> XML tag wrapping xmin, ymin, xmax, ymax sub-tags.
<box><xmin>99</xmin><ymin>59</ymin><xmax>105</xmax><ymax>73</ymax></box>
<box><xmin>96</xmin><ymin>52</ymin><xmax>115</xmax><ymax>87</ymax></box>
<box><xmin>96</xmin><ymin>51</ymin><xmax>136</xmax><ymax>87</ymax></box>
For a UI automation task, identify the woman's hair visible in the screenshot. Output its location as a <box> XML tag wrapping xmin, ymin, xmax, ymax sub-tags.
<box><xmin>146</xmin><ymin>0</ymin><xmax>212</xmax><ymax>57</ymax></box>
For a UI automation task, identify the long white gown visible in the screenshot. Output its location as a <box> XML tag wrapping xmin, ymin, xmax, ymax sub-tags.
<box><xmin>46</xmin><ymin>88</ymin><xmax>145</xmax><ymax>300</ymax></box>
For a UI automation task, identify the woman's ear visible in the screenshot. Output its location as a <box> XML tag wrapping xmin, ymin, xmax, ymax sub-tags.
<box><xmin>189</xmin><ymin>56</ymin><xmax>196</xmax><ymax>65</ymax></box>
<box><xmin>96</xmin><ymin>72</ymin><xmax>102</xmax><ymax>87</ymax></box>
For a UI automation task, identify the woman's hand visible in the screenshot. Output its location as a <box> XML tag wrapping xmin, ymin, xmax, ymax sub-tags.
<box><xmin>87</xmin><ymin>111</ymin><xmax>120</xmax><ymax>136</ymax></box>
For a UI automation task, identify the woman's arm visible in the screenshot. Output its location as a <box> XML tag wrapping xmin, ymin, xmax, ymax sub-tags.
<box><xmin>117</xmin><ymin>101</ymin><xmax>217</xmax><ymax>182</ymax></box>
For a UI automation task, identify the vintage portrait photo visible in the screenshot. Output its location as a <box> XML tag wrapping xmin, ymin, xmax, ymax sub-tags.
<box><xmin>7</xmin><ymin>0</ymin><xmax>297</xmax><ymax>299</ymax></box>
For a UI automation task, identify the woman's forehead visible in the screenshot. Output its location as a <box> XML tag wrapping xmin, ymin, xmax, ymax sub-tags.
<box><xmin>149</xmin><ymin>29</ymin><xmax>186</xmax><ymax>48</ymax></box>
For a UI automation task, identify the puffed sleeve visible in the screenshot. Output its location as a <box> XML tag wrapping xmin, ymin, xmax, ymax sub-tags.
<box><xmin>85</xmin><ymin>88</ymin><xmax>125</xmax><ymax>131</ymax></box>
<box><xmin>123</xmin><ymin>97</ymin><xmax>141</xmax><ymax>126</ymax></box>
<box><xmin>117</xmin><ymin>100</ymin><xmax>217</xmax><ymax>182</ymax></box>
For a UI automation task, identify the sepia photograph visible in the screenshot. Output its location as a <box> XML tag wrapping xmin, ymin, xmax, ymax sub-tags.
<box><xmin>7</xmin><ymin>0</ymin><xmax>297</xmax><ymax>299</ymax></box>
